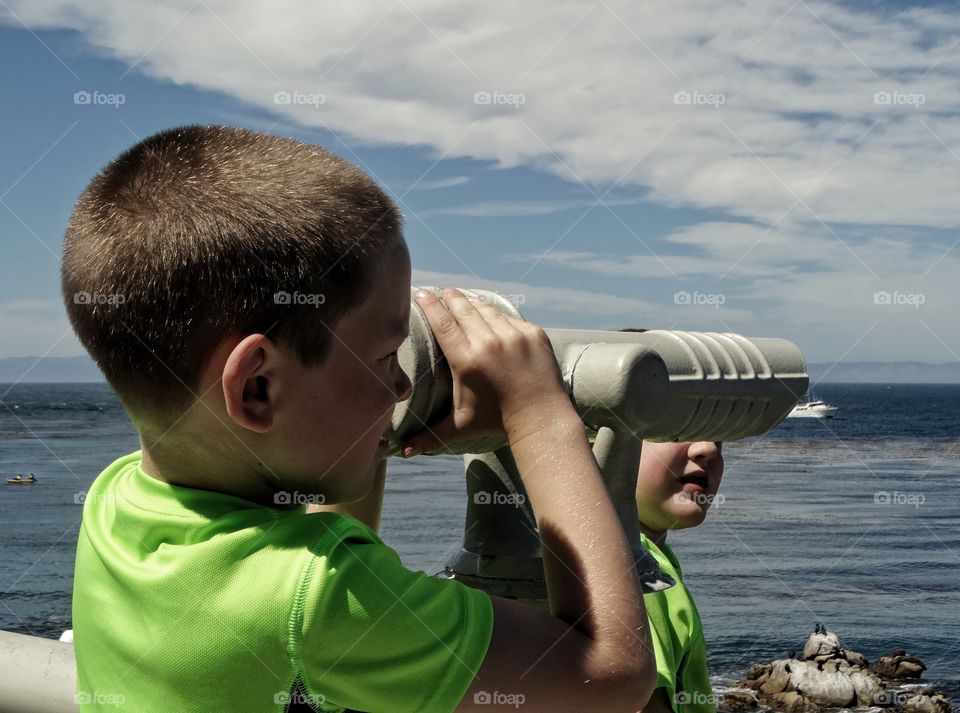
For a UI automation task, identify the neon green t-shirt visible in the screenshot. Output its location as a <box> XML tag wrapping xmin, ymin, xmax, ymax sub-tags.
<box><xmin>640</xmin><ymin>534</ymin><xmax>716</xmax><ymax>713</ymax></box>
<box><xmin>72</xmin><ymin>452</ymin><xmax>493</xmax><ymax>712</ymax></box>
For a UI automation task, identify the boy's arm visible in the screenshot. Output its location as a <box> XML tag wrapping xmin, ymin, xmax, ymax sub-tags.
<box><xmin>306</xmin><ymin>459</ymin><xmax>386</xmax><ymax>533</ymax></box>
<box><xmin>406</xmin><ymin>289</ymin><xmax>656</xmax><ymax>712</ymax></box>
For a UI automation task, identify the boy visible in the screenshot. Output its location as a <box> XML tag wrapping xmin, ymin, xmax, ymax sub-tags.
<box><xmin>63</xmin><ymin>125</ymin><xmax>657</xmax><ymax>712</ymax></box>
<box><xmin>635</xmin><ymin>441</ymin><xmax>724</xmax><ymax>713</ymax></box>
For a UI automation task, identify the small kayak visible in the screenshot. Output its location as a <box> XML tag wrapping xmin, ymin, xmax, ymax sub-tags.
<box><xmin>6</xmin><ymin>475</ymin><xmax>37</xmax><ymax>484</ymax></box>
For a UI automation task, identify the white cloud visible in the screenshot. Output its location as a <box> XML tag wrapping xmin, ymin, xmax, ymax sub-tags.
<box><xmin>423</xmin><ymin>200</ymin><xmax>582</xmax><ymax>218</ymax></box>
<box><xmin>421</xmin><ymin>195</ymin><xmax>645</xmax><ymax>218</ymax></box>
<box><xmin>504</xmin><ymin>249</ymin><xmax>734</xmax><ymax>279</ymax></box>
<box><xmin>5</xmin><ymin>0</ymin><xmax>960</xmax><ymax>361</ymax></box>
<box><xmin>493</xmin><ymin>214</ymin><xmax>960</xmax><ymax>363</ymax></box>
<box><xmin>410</xmin><ymin>176</ymin><xmax>470</xmax><ymax>190</ymax></box>
<box><xmin>412</xmin><ymin>268</ymin><xmax>656</xmax><ymax>316</ymax></box>
<box><xmin>411</xmin><ymin>268</ymin><xmax>755</xmax><ymax>330</ymax></box>
<box><xmin>5</xmin><ymin>0</ymin><xmax>960</xmax><ymax>229</ymax></box>
<box><xmin>504</xmin><ymin>221</ymin><xmax>832</xmax><ymax>279</ymax></box>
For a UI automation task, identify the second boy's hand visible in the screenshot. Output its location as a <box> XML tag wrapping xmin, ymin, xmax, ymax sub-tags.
<box><xmin>403</xmin><ymin>287</ymin><xmax>656</xmax><ymax>712</ymax></box>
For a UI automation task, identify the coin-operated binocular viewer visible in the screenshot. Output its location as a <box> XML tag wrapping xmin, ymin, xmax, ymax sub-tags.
<box><xmin>389</xmin><ymin>287</ymin><xmax>808</xmax><ymax>604</ymax></box>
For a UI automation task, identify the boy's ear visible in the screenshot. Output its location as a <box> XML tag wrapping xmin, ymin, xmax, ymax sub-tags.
<box><xmin>222</xmin><ymin>334</ymin><xmax>276</xmax><ymax>433</ymax></box>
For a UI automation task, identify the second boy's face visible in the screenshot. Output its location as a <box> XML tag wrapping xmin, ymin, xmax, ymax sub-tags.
<box><xmin>636</xmin><ymin>441</ymin><xmax>724</xmax><ymax>535</ymax></box>
<box><xmin>278</xmin><ymin>245</ymin><xmax>413</xmax><ymax>503</ymax></box>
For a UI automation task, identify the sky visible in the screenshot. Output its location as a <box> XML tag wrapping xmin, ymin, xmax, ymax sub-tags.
<box><xmin>1</xmin><ymin>0</ymin><xmax>959</xmax><ymax>368</ymax></box>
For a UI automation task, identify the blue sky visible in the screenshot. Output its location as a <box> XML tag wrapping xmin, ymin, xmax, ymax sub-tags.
<box><xmin>1</xmin><ymin>0</ymin><xmax>959</xmax><ymax>366</ymax></box>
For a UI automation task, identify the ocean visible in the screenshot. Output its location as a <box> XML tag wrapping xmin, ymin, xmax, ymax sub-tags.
<box><xmin>1</xmin><ymin>382</ymin><xmax>957</xmax><ymax>703</ymax></box>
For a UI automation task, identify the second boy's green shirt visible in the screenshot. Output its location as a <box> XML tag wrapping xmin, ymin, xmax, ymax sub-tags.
<box><xmin>640</xmin><ymin>534</ymin><xmax>716</xmax><ymax>713</ymax></box>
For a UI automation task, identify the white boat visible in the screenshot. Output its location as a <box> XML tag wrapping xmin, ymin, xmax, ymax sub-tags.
<box><xmin>788</xmin><ymin>399</ymin><xmax>838</xmax><ymax>418</ymax></box>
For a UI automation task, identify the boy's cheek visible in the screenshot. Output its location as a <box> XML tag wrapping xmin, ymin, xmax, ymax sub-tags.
<box><xmin>639</xmin><ymin>493</ymin><xmax>674</xmax><ymax>522</ymax></box>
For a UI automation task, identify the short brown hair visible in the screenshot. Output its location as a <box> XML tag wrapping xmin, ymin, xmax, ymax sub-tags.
<box><xmin>62</xmin><ymin>125</ymin><xmax>404</xmax><ymax>423</ymax></box>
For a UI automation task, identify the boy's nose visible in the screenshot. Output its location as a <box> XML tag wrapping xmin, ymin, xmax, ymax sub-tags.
<box><xmin>688</xmin><ymin>440</ymin><xmax>721</xmax><ymax>462</ymax></box>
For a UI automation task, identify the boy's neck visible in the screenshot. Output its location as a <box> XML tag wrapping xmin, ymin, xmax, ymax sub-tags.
<box><xmin>639</xmin><ymin>522</ymin><xmax>668</xmax><ymax>549</ymax></box>
<box><xmin>139</xmin><ymin>437</ymin><xmax>279</xmax><ymax>508</ymax></box>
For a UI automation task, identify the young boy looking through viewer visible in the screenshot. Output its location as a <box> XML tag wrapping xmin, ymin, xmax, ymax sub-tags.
<box><xmin>63</xmin><ymin>125</ymin><xmax>657</xmax><ymax>712</ymax></box>
<box><xmin>636</xmin><ymin>440</ymin><xmax>725</xmax><ymax>713</ymax></box>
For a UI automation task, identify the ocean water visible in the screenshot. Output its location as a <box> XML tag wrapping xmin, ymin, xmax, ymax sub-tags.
<box><xmin>1</xmin><ymin>382</ymin><xmax>957</xmax><ymax>703</ymax></box>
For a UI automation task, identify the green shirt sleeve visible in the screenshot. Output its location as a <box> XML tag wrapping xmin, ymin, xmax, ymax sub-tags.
<box><xmin>294</xmin><ymin>520</ymin><xmax>494</xmax><ymax>713</ymax></box>
<box><xmin>645</xmin><ymin>590</ymin><xmax>681</xmax><ymax>698</ymax></box>
<box><xmin>677</xmin><ymin>628</ymin><xmax>716</xmax><ymax>713</ymax></box>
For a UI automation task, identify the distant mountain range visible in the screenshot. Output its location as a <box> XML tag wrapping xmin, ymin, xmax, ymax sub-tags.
<box><xmin>2</xmin><ymin>355</ymin><xmax>960</xmax><ymax>384</ymax></box>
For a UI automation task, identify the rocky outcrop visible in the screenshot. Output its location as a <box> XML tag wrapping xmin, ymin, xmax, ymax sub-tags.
<box><xmin>764</xmin><ymin>691</ymin><xmax>819</xmax><ymax>713</ymax></box>
<box><xmin>738</xmin><ymin>657</ymin><xmax>881</xmax><ymax>709</ymax></box>
<box><xmin>729</xmin><ymin>626</ymin><xmax>951</xmax><ymax>713</ymax></box>
<box><xmin>721</xmin><ymin>690</ymin><xmax>759</xmax><ymax>711</ymax></box>
<box><xmin>896</xmin><ymin>687</ymin><xmax>954</xmax><ymax>713</ymax></box>
<box><xmin>874</xmin><ymin>650</ymin><xmax>928</xmax><ymax>679</ymax></box>
<box><xmin>801</xmin><ymin>625</ymin><xmax>841</xmax><ymax>662</ymax></box>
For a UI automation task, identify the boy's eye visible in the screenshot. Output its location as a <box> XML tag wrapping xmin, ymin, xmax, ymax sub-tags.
<box><xmin>382</xmin><ymin>350</ymin><xmax>398</xmax><ymax>361</ymax></box>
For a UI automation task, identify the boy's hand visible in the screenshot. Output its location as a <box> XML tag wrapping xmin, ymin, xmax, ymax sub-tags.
<box><xmin>403</xmin><ymin>289</ymin><xmax>655</xmax><ymax>710</ymax></box>
<box><xmin>402</xmin><ymin>288</ymin><xmax>571</xmax><ymax>455</ymax></box>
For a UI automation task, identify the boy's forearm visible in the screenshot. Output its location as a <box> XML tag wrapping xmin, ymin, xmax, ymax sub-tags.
<box><xmin>506</xmin><ymin>402</ymin><xmax>652</xmax><ymax>672</ymax></box>
<box><xmin>307</xmin><ymin>460</ymin><xmax>386</xmax><ymax>533</ymax></box>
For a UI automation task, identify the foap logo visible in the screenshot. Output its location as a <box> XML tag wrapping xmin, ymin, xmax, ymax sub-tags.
<box><xmin>73</xmin><ymin>291</ymin><xmax>126</xmax><ymax>306</ymax></box>
<box><xmin>473</xmin><ymin>90</ymin><xmax>526</xmax><ymax>108</ymax></box>
<box><xmin>474</xmin><ymin>491</ymin><xmax>526</xmax><ymax>507</ymax></box>
<box><xmin>873</xmin><ymin>290</ymin><xmax>925</xmax><ymax>308</ymax></box>
<box><xmin>873</xmin><ymin>690</ymin><xmax>909</xmax><ymax>707</ymax></box>
<box><xmin>274</xmin><ymin>690</ymin><xmax>326</xmax><ymax>707</ymax></box>
<box><xmin>74</xmin><ymin>691</ymin><xmax>125</xmax><ymax>708</ymax></box>
<box><xmin>73</xmin><ymin>490</ymin><xmax>126</xmax><ymax>506</ymax></box>
<box><xmin>675</xmin><ymin>491</ymin><xmax>725</xmax><ymax>507</ymax></box>
<box><xmin>472</xmin><ymin>292</ymin><xmax>527</xmax><ymax>308</ymax></box>
<box><xmin>473</xmin><ymin>691</ymin><xmax>526</xmax><ymax>708</ymax></box>
<box><xmin>874</xmin><ymin>491</ymin><xmax>925</xmax><ymax>508</ymax></box>
<box><xmin>676</xmin><ymin>691</ymin><xmax>720</xmax><ymax>706</ymax></box>
<box><xmin>873</xmin><ymin>90</ymin><xmax>925</xmax><ymax>108</ymax></box>
<box><xmin>73</xmin><ymin>90</ymin><xmax>126</xmax><ymax>108</ymax></box>
<box><xmin>273</xmin><ymin>90</ymin><xmax>326</xmax><ymax>107</ymax></box>
<box><xmin>673</xmin><ymin>90</ymin><xmax>726</xmax><ymax>108</ymax></box>
<box><xmin>274</xmin><ymin>491</ymin><xmax>326</xmax><ymax>506</ymax></box>
<box><xmin>674</xmin><ymin>290</ymin><xmax>726</xmax><ymax>308</ymax></box>
<box><xmin>274</xmin><ymin>291</ymin><xmax>326</xmax><ymax>307</ymax></box>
